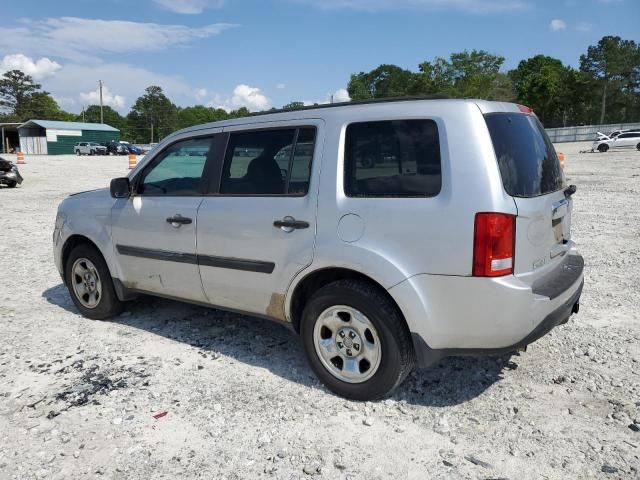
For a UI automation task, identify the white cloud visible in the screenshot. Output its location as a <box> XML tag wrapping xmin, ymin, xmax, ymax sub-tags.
<box><xmin>0</xmin><ymin>17</ymin><xmax>237</xmax><ymax>62</ymax></box>
<box><xmin>276</xmin><ymin>83</ymin><xmax>286</xmax><ymax>90</ymax></box>
<box><xmin>45</xmin><ymin>62</ymin><xmax>195</xmax><ymax>113</ymax></box>
<box><xmin>211</xmin><ymin>84</ymin><xmax>272</xmax><ymax>112</ymax></box>
<box><xmin>575</xmin><ymin>22</ymin><xmax>592</xmax><ymax>32</ymax></box>
<box><xmin>80</xmin><ymin>84</ymin><xmax>126</xmax><ymax>109</ymax></box>
<box><xmin>0</xmin><ymin>54</ymin><xmax>61</xmax><ymax>79</ymax></box>
<box><xmin>332</xmin><ymin>88</ymin><xmax>351</xmax><ymax>103</ymax></box>
<box><xmin>293</xmin><ymin>0</ymin><xmax>529</xmax><ymax>13</ymax></box>
<box><xmin>549</xmin><ymin>19</ymin><xmax>567</xmax><ymax>31</ymax></box>
<box><xmin>302</xmin><ymin>88</ymin><xmax>351</xmax><ymax>107</ymax></box>
<box><xmin>195</xmin><ymin>88</ymin><xmax>208</xmax><ymax>101</ymax></box>
<box><xmin>154</xmin><ymin>0</ymin><xmax>225</xmax><ymax>14</ymax></box>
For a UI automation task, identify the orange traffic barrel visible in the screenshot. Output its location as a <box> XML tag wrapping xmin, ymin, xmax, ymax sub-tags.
<box><xmin>558</xmin><ymin>152</ymin><xmax>565</xmax><ymax>170</ymax></box>
<box><xmin>128</xmin><ymin>154</ymin><xmax>137</xmax><ymax>170</ymax></box>
<box><xmin>16</xmin><ymin>152</ymin><xmax>25</xmax><ymax>164</ymax></box>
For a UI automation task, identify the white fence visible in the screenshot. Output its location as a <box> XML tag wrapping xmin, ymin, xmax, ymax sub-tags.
<box><xmin>546</xmin><ymin>122</ymin><xmax>640</xmax><ymax>143</ymax></box>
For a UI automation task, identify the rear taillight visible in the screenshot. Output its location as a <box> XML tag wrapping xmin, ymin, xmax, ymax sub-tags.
<box><xmin>473</xmin><ymin>213</ymin><xmax>515</xmax><ymax>277</ymax></box>
<box><xmin>517</xmin><ymin>104</ymin><xmax>534</xmax><ymax>114</ymax></box>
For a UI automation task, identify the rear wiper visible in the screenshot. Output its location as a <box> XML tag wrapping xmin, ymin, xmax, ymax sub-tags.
<box><xmin>564</xmin><ymin>185</ymin><xmax>577</xmax><ymax>199</ymax></box>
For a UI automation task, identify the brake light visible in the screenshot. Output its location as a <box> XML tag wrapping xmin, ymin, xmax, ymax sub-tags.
<box><xmin>557</xmin><ymin>151</ymin><xmax>565</xmax><ymax>170</ymax></box>
<box><xmin>473</xmin><ymin>213</ymin><xmax>515</xmax><ymax>277</ymax></box>
<box><xmin>517</xmin><ymin>104</ymin><xmax>534</xmax><ymax>114</ymax></box>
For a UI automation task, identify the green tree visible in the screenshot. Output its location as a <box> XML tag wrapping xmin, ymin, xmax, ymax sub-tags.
<box><xmin>410</xmin><ymin>58</ymin><xmax>453</xmax><ymax>96</ymax></box>
<box><xmin>448</xmin><ymin>50</ymin><xmax>505</xmax><ymax>98</ymax></box>
<box><xmin>347</xmin><ymin>64</ymin><xmax>416</xmax><ymax>100</ymax></box>
<box><xmin>282</xmin><ymin>101</ymin><xmax>305</xmax><ymax>110</ymax></box>
<box><xmin>127</xmin><ymin>86</ymin><xmax>178</xmax><ymax>143</ymax></box>
<box><xmin>580</xmin><ymin>36</ymin><xmax>640</xmax><ymax>123</ymax></box>
<box><xmin>80</xmin><ymin>105</ymin><xmax>129</xmax><ymax>138</ymax></box>
<box><xmin>228</xmin><ymin>107</ymin><xmax>250</xmax><ymax>119</ymax></box>
<box><xmin>21</xmin><ymin>92</ymin><xmax>75</xmax><ymax>121</ymax></box>
<box><xmin>509</xmin><ymin>55</ymin><xmax>576</xmax><ymax>126</ymax></box>
<box><xmin>0</xmin><ymin>70</ymin><xmax>45</xmax><ymax>121</ymax></box>
<box><xmin>177</xmin><ymin>105</ymin><xmax>229</xmax><ymax>129</ymax></box>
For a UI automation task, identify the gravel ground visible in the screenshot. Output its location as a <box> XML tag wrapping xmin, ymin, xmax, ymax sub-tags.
<box><xmin>0</xmin><ymin>144</ymin><xmax>639</xmax><ymax>479</ymax></box>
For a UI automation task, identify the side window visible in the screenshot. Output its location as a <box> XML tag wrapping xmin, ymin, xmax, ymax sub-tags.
<box><xmin>220</xmin><ymin>127</ymin><xmax>316</xmax><ymax>195</ymax></box>
<box><xmin>344</xmin><ymin>120</ymin><xmax>441</xmax><ymax>198</ymax></box>
<box><xmin>138</xmin><ymin>136</ymin><xmax>213</xmax><ymax>196</ymax></box>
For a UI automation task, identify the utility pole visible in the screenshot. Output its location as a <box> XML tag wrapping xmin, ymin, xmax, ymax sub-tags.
<box><xmin>99</xmin><ymin>80</ymin><xmax>104</xmax><ymax>124</ymax></box>
<box><xmin>150</xmin><ymin>123</ymin><xmax>154</xmax><ymax>144</ymax></box>
<box><xmin>82</xmin><ymin>106</ymin><xmax>85</xmax><ymax>122</ymax></box>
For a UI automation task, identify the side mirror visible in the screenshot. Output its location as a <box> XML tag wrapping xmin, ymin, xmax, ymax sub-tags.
<box><xmin>110</xmin><ymin>177</ymin><xmax>131</xmax><ymax>198</ymax></box>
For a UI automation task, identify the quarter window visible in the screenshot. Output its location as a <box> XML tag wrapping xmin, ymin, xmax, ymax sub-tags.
<box><xmin>344</xmin><ymin>120</ymin><xmax>442</xmax><ymax>198</ymax></box>
<box><xmin>220</xmin><ymin>127</ymin><xmax>316</xmax><ymax>195</ymax></box>
<box><xmin>139</xmin><ymin>136</ymin><xmax>213</xmax><ymax>195</ymax></box>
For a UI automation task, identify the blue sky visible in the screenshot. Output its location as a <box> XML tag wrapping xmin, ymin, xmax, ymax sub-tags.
<box><xmin>0</xmin><ymin>0</ymin><xmax>638</xmax><ymax>114</ymax></box>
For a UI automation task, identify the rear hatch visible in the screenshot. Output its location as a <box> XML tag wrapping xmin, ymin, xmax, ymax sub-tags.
<box><xmin>484</xmin><ymin>112</ymin><xmax>571</xmax><ymax>286</ymax></box>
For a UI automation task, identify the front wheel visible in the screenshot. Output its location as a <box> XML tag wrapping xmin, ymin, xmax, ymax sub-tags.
<box><xmin>64</xmin><ymin>244</ymin><xmax>124</xmax><ymax>320</ymax></box>
<box><xmin>300</xmin><ymin>279</ymin><xmax>415</xmax><ymax>400</ymax></box>
<box><xmin>636</xmin><ymin>143</ymin><xmax>640</xmax><ymax>151</ymax></box>
<box><xmin>598</xmin><ymin>144</ymin><xmax>609</xmax><ymax>153</ymax></box>
<box><xmin>7</xmin><ymin>181</ymin><xmax>17</xmax><ymax>188</ymax></box>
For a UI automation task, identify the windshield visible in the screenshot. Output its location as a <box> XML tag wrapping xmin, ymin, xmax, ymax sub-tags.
<box><xmin>485</xmin><ymin>113</ymin><xmax>564</xmax><ymax>198</ymax></box>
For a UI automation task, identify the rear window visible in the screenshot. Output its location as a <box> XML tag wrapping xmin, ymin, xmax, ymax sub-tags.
<box><xmin>344</xmin><ymin>120</ymin><xmax>441</xmax><ymax>198</ymax></box>
<box><xmin>485</xmin><ymin>113</ymin><xmax>563</xmax><ymax>198</ymax></box>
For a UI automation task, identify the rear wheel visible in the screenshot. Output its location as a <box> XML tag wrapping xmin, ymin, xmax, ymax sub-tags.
<box><xmin>636</xmin><ymin>143</ymin><xmax>640</xmax><ymax>151</ymax></box>
<box><xmin>64</xmin><ymin>244</ymin><xmax>124</xmax><ymax>320</ymax></box>
<box><xmin>6</xmin><ymin>181</ymin><xmax>17</xmax><ymax>188</ymax></box>
<box><xmin>300</xmin><ymin>279</ymin><xmax>415</xmax><ymax>400</ymax></box>
<box><xmin>598</xmin><ymin>144</ymin><xmax>609</xmax><ymax>153</ymax></box>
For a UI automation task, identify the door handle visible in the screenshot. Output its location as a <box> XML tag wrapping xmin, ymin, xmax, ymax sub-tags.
<box><xmin>166</xmin><ymin>215</ymin><xmax>192</xmax><ymax>227</ymax></box>
<box><xmin>273</xmin><ymin>217</ymin><xmax>309</xmax><ymax>231</ymax></box>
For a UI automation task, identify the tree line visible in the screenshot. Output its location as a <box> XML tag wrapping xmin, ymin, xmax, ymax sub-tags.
<box><xmin>1</xmin><ymin>35</ymin><xmax>638</xmax><ymax>142</ymax></box>
<box><xmin>346</xmin><ymin>36</ymin><xmax>640</xmax><ymax>128</ymax></box>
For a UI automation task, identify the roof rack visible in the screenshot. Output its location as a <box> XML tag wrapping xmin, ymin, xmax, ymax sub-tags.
<box><xmin>248</xmin><ymin>94</ymin><xmax>451</xmax><ymax>117</ymax></box>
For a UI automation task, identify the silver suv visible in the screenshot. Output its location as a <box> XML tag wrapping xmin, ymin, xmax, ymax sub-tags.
<box><xmin>75</xmin><ymin>142</ymin><xmax>107</xmax><ymax>156</ymax></box>
<box><xmin>53</xmin><ymin>99</ymin><xmax>584</xmax><ymax>400</ymax></box>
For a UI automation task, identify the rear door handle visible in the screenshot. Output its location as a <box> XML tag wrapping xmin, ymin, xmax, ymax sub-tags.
<box><xmin>274</xmin><ymin>216</ymin><xmax>309</xmax><ymax>231</ymax></box>
<box><xmin>166</xmin><ymin>215</ymin><xmax>192</xmax><ymax>227</ymax></box>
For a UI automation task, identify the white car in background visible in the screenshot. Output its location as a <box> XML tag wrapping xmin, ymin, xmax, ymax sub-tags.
<box><xmin>592</xmin><ymin>131</ymin><xmax>640</xmax><ymax>152</ymax></box>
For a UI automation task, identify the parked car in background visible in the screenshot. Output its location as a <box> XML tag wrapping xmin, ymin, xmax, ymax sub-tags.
<box><xmin>105</xmin><ymin>141</ymin><xmax>128</xmax><ymax>156</ymax></box>
<box><xmin>125</xmin><ymin>144</ymin><xmax>144</xmax><ymax>155</ymax></box>
<box><xmin>54</xmin><ymin>99</ymin><xmax>583</xmax><ymax>400</ymax></box>
<box><xmin>0</xmin><ymin>156</ymin><xmax>23</xmax><ymax>188</ymax></box>
<box><xmin>74</xmin><ymin>142</ymin><xmax>108</xmax><ymax>156</ymax></box>
<box><xmin>592</xmin><ymin>131</ymin><xmax>640</xmax><ymax>152</ymax></box>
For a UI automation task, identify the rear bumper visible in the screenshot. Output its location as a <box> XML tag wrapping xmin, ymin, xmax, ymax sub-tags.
<box><xmin>411</xmin><ymin>279</ymin><xmax>582</xmax><ymax>367</ymax></box>
<box><xmin>388</xmin><ymin>252</ymin><xmax>584</xmax><ymax>367</ymax></box>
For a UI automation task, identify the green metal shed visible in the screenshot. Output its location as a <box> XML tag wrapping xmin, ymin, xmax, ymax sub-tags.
<box><xmin>18</xmin><ymin>120</ymin><xmax>120</xmax><ymax>155</ymax></box>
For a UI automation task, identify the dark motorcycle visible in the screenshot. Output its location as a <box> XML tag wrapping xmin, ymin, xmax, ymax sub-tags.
<box><xmin>0</xmin><ymin>157</ymin><xmax>23</xmax><ymax>188</ymax></box>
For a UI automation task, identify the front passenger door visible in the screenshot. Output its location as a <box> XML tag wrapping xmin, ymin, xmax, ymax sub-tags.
<box><xmin>111</xmin><ymin>133</ymin><xmax>219</xmax><ymax>301</ymax></box>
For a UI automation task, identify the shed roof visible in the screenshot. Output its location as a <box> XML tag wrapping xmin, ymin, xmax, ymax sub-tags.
<box><xmin>19</xmin><ymin>119</ymin><xmax>119</xmax><ymax>132</ymax></box>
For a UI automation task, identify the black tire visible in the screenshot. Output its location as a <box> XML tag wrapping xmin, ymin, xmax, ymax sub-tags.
<box><xmin>636</xmin><ymin>143</ymin><xmax>640</xmax><ymax>151</ymax></box>
<box><xmin>64</xmin><ymin>243</ymin><xmax>124</xmax><ymax>320</ymax></box>
<box><xmin>7</xmin><ymin>181</ymin><xmax>17</xmax><ymax>188</ymax></box>
<box><xmin>75</xmin><ymin>150</ymin><xmax>80</xmax><ymax>156</ymax></box>
<box><xmin>598</xmin><ymin>144</ymin><xmax>609</xmax><ymax>153</ymax></box>
<box><xmin>300</xmin><ymin>279</ymin><xmax>415</xmax><ymax>400</ymax></box>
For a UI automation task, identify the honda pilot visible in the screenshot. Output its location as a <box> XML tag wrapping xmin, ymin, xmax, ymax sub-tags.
<box><xmin>53</xmin><ymin>99</ymin><xmax>584</xmax><ymax>400</ymax></box>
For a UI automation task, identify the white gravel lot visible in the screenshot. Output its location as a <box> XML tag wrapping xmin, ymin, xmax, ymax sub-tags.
<box><xmin>0</xmin><ymin>144</ymin><xmax>639</xmax><ymax>479</ymax></box>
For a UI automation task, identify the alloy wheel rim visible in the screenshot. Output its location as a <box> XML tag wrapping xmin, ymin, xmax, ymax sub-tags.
<box><xmin>71</xmin><ymin>258</ymin><xmax>102</xmax><ymax>309</ymax></box>
<box><xmin>313</xmin><ymin>305</ymin><xmax>382</xmax><ymax>384</ymax></box>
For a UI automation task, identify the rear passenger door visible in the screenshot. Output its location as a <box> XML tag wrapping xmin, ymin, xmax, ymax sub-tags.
<box><xmin>196</xmin><ymin>122</ymin><xmax>323</xmax><ymax>318</ymax></box>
